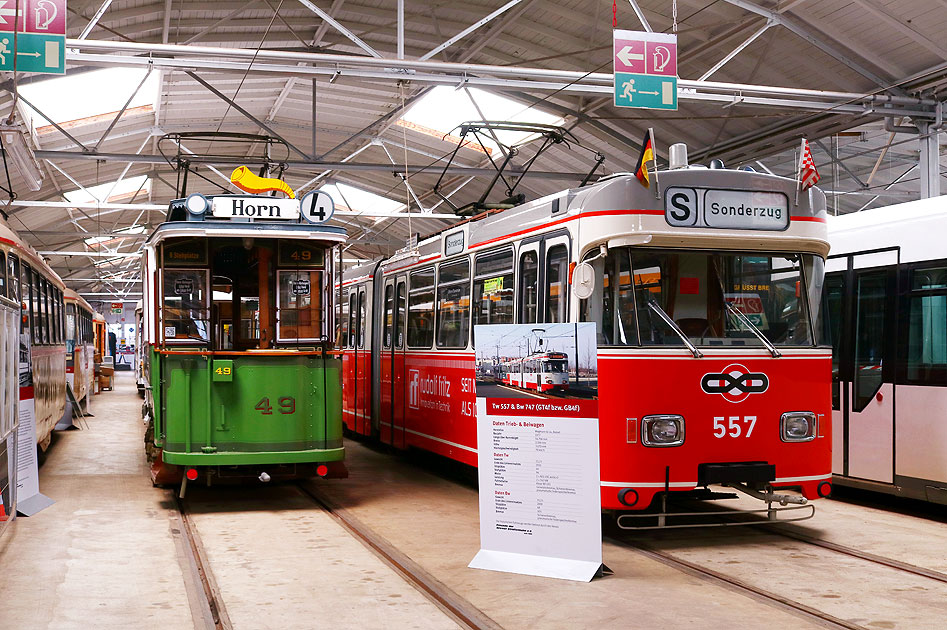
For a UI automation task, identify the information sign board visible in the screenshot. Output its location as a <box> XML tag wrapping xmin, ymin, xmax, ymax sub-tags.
<box><xmin>0</xmin><ymin>0</ymin><xmax>65</xmax><ymax>74</ymax></box>
<box><xmin>613</xmin><ymin>29</ymin><xmax>677</xmax><ymax>110</ymax></box>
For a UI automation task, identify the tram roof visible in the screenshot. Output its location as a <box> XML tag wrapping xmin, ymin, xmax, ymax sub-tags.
<box><xmin>145</xmin><ymin>220</ymin><xmax>347</xmax><ymax>247</ymax></box>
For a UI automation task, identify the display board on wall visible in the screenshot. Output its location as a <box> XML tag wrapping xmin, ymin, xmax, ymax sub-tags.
<box><xmin>469</xmin><ymin>323</ymin><xmax>602</xmax><ymax>582</ymax></box>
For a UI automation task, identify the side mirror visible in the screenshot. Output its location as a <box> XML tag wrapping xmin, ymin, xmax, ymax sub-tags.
<box><xmin>573</xmin><ymin>262</ymin><xmax>596</xmax><ymax>300</ymax></box>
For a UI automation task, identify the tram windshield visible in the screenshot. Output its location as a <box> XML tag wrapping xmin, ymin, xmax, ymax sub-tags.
<box><xmin>543</xmin><ymin>359</ymin><xmax>567</xmax><ymax>373</ymax></box>
<box><xmin>583</xmin><ymin>248</ymin><xmax>823</xmax><ymax>348</ymax></box>
<box><xmin>159</xmin><ymin>236</ymin><xmax>331</xmax><ymax>349</ymax></box>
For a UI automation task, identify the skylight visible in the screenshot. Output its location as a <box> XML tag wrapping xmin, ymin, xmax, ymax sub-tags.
<box><xmin>400</xmin><ymin>86</ymin><xmax>564</xmax><ymax>152</ymax></box>
<box><xmin>18</xmin><ymin>68</ymin><xmax>159</xmax><ymax>129</ymax></box>
<box><xmin>322</xmin><ymin>182</ymin><xmax>405</xmax><ymax>215</ymax></box>
<box><xmin>65</xmin><ymin>175</ymin><xmax>151</xmax><ymax>204</ymax></box>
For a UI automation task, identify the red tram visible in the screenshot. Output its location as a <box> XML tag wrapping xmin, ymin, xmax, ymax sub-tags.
<box><xmin>339</xmin><ymin>144</ymin><xmax>832</xmax><ymax>518</ymax></box>
<box><xmin>500</xmin><ymin>351</ymin><xmax>569</xmax><ymax>392</ymax></box>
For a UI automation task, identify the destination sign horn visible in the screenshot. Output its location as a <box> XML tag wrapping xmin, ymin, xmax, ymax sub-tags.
<box><xmin>211</xmin><ymin>195</ymin><xmax>300</xmax><ymax>220</ymax></box>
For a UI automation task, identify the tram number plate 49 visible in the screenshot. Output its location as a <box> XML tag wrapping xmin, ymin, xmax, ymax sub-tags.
<box><xmin>713</xmin><ymin>415</ymin><xmax>757</xmax><ymax>439</ymax></box>
<box><xmin>254</xmin><ymin>397</ymin><xmax>296</xmax><ymax>415</ymax></box>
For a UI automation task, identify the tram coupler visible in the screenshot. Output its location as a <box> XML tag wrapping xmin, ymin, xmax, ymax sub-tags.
<box><xmin>724</xmin><ymin>482</ymin><xmax>808</xmax><ymax>506</ymax></box>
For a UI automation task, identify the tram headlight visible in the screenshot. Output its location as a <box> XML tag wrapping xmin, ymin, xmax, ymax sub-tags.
<box><xmin>185</xmin><ymin>193</ymin><xmax>209</xmax><ymax>216</ymax></box>
<box><xmin>780</xmin><ymin>412</ymin><xmax>816</xmax><ymax>442</ymax></box>
<box><xmin>642</xmin><ymin>415</ymin><xmax>685</xmax><ymax>447</ymax></box>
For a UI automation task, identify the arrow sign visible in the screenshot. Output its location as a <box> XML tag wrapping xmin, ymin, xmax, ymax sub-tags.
<box><xmin>616</xmin><ymin>45</ymin><xmax>644</xmax><ymax>68</ymax></box>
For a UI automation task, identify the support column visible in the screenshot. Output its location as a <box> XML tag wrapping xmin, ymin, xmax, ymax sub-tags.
<box><xmin>258</xmin><ymin>247</ymin><xmax>272</xmax><ymax>349</ymax></box>
<box><xmin>917</xmin><ymin>121</ymin><xmax>941</xmax><ymax>199</ymax></box>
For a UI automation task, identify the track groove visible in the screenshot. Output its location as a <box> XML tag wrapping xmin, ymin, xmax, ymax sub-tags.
<box><xmin>173</xmin><ymin>494</ymin><xmax>233</xmax><ymax>630</ymax></box>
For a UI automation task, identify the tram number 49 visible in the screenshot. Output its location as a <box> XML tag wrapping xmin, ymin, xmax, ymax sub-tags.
<box><xmin>713</xmin><ymin>416</ymin><xmax>757</xmax><ymax>438</ymax></box>
<box><xmin>254</xmin><ymin>397</ymin><xmax>296</xmax><ymax>415</ymax></box>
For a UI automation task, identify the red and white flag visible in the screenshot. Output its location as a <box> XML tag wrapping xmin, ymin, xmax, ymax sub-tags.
<box><xmin>798</xmin><ymin>138</ymin><xmax>820</xmax><ymax>190</ymax></box>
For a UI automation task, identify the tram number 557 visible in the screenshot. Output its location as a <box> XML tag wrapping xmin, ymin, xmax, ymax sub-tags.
<box><xmin>254</xmin><ymin>397</ymin><xmax>296</xmax><ymax>415</ymax></box>
<box><xmin>713</xmin><ymin>415</ymin><xmax>756</xmax><ymax>438</ymax></box>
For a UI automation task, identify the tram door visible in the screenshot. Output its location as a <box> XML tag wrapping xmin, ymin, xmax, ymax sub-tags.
<box><xmin>355</xmin><ymin>285</ymin><xmax>370</xmax><ymax>435</ymax></box>
<box><xmin>826</xmin><ymin>249</ymin><xmax>898</xmax><ymax>484</ymax></box>
<box><xmin>381</xmin><ymin>277</ymin><xmax>407</xmax><ymax>448</ymax></box>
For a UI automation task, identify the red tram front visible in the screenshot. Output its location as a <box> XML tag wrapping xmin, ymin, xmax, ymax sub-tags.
<box><xmin>339</xmin><ymin>145</ymin><xmax>831</xmax><ymax>519</ymax></box>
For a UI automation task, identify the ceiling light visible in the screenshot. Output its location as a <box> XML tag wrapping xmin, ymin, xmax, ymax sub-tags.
<box><xmin>0</xmin><ymin>124</ymin><xmax>43</xmax><ymax>192</ymax></box>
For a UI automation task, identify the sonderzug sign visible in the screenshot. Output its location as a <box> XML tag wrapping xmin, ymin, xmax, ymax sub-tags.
<box><xmin>212</xmin><ymin>196</ymin><xmax>300</xmax><ymax>220</ymax></box>
<box><xmin>665</xmin><ymin>187</ymin><xmax>789</xmax><ymax>231</ymax></box>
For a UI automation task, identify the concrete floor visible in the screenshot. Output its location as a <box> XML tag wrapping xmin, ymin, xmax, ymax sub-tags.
<box><xmin>2</xmin><ymin>371</ymin><xmax>944</xmax><ymax>630</ymax></box>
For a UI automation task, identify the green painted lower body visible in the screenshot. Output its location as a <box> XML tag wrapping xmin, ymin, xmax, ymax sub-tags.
<box><xmin>151</xmin><ymin>349</ymin><xmax>344</xmax><ymax>468</ymax></box>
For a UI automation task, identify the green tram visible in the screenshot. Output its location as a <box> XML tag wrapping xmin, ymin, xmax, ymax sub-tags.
<box><xmin>141</xmin><ymin>187</ymin><xmax>346</xmax><ymax>488</ymax></box>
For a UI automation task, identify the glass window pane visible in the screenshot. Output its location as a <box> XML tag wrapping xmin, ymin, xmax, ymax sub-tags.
<box><xmin>473</xmin><ymin>249</ymin><xmax>514</xmax><ymax>330</ymax></box>
<box><xmin>396</xmin><ymin>281</ymin><xmax>406</xmax><ymax>349</ymax></box>
<box><xmin>8</xmin><ymin>254</ymin><xmax>18</xmax><ymax>303</ymax></box>
<box><xmin>358</xmin><ymin>291</ymin><xmax>366</xmax><ymax>348</ymax></box>
<box><xmin>436</xmin><ymin>259</ymin><xmax>470</xmax><ymax>348</ymax></box>
<box><xmin>66</xmin><ymin>304</ymin><xmax>76</xmax><ymax>353</ymax></box>
<box><xmin>905</xmin><ymin>287</ymin><xmax>946</xmax><ymax>384</ymax></box>
<box><xmin>853</xmin><ymin>272</ymin><xmax>886</xmax><ymax>411</ymax></box>
<box><xmin>518</xmin><ymin>251</ymin><xmax>538</xmax><ymax>324</ymax></box>
<box><xmin>31</xmin><ymin>272</ymin><xmax>40</xmax><ymax>344</ymax></box>
<box><xmin>0</xmin><ymin>250</ymin><xmax>5</xmax><ymax>298</ymax></box>
<box><xmin>546</xmin><ymin>245</ymin><xmax>568</xmax><ymax>323</ymax></box>
<box><xmin>408</xmin><ymin>268</ymin><xmax>435</xmax><ymax>348</ymax></box>
<box><xmin>821</xmin><ymin>273</ymin><xmax>845</xmax><ymax>409</ymax></box>
<box><xmin>339</xmin><ymin>289</ymin><xmax>349</xmax><ymax>348</ymax></box>
<box><xmin>162</xmin><ymin>268</ymin><xmax>209</xmax><ymax>343</ymax></box>
<box><xmin>277</xmin><ymin>270</ymin><xmax>322</xmax><ymax>341</ymax></box>
<box><xmin>383</xmin><ymin>284</ymin><xmax>393</xmax><ymax>348</ymax></box>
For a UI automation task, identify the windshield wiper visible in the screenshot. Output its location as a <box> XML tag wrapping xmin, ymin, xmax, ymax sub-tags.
<box><xmin>725</xmin><ymin>301</ymin><xmax>781</xmax><ymax>358</ymax></box>
<box><xmin>646</xmin><ymin>296</ymin><xmax>703</xmax><ymax>358</ymax></box>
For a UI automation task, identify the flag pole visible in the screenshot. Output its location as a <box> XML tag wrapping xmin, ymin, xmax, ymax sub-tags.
<box><xmin>650</xmin><ymin>127</ymin><xmax>660</xmax><ymax>200</ymax></box>
<box><xmin>794</xmin><ymin>138</ymin><xmax>805</xmax><ymax>205</ymax></box>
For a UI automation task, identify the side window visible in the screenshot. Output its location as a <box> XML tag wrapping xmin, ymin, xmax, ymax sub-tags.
<box><xmin>473</xmin><ymin>248</ymin><xmax>514</xmax><ymax>334</ymax></box>
<box><xmin>904</xmin><ymin>265</ymin><xmax>947</xmax><ymax>385</ymax></box>
<box><xmin>436</xmin><ymin>258</ymin><xmax>470</xmax><ymax>349</ymax></box>
<box><xmin>8</xmin><ymin>254</ymin><xmax>18</xmax><ymax>303</ymax></box>
<box><xmin>29</xmin><ymin>267</ymin><xmax>39</xmax><ymax>343</ymax></box>
<box><xmin>853</xmin><ymin>271</ymin><xmax>887</xmax><ymax>411</ymax></box>
<box><xmin>338</xmin><ymin>290</ymin><xmax>349</xmax><ymax>348</ymax></box>
<box><xmin>66</xmin><ymin>304</ymin><xmax>76</xmax><ymax>352</ymax></box>
<box><xmin>358</xmin><ymin>290</ymin><xmax>366</xmax><ymax>349</ymax></box>
<box><xmin>0</xmin><ymin>250</ymin><xmax>5</xmax><ymax>298</ymax></box>
<box><xmin>407</xmin><ymin>267</ymin><xmax>435</xmax><ymax>348</ymax></box>
<box><xmin>821</xmin><ymin>273</ymin><xmax>845</xmax><ymax>409</ymax></box>
<box><xmin>347</xmin><ymin>291</ymin><xmax>357</xmax><ymax>348</ymax></box>
<box><xmin>395</xmin><ymin>281</ymin><xmax>406</xmax><ymax>349</ymax></box>
<box><xmin>546</xmin><ymin>244</ymin><xmax>569</xmax><ymax>323</ymax></box>
<box><xmin>276</xmin><ymin>270</ymin><xmax>323</xmax><ymax>342</ymax></box>
<box><xmin>162</xmin><ymin>268</ymin><xmax>210</xmax><ymax>344</ymax></box>
<box><xmin>518</xmin><ymin>250</ymin><xmax>538</xmax><ymax>324</ymax></box>
<box><xmin>40</xmin><ymin>279</ymin><xmax>49</xmax><ymax>344</ymax></box>
<box><xmin>383</xmin><ymin>283</ymin><xmax>393</xmax><ymax>349</ymax></box>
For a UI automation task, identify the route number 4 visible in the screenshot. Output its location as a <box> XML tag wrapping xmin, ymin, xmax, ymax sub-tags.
<box><xmin>713</xmin><ymin>415</ymin><xmax>757</xmax><ymax>438</ymax></box>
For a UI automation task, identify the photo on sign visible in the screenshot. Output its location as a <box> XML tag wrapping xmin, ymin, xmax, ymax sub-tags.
<box><xmin>474</xmin><ymin>323</ymin><xmax>597</xmax><ymax>400</ymax></box>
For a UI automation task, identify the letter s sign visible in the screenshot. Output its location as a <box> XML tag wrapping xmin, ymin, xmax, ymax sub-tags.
<box><xmin>665</xmin><ymin>187</ymin><xmax>698</xmax><ymax>226</ymax></box>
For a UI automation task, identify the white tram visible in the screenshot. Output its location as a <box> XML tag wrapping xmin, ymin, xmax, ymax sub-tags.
<box><xmin>64</xmin><ymin>289</ymin><xmax>96</xmax><ymax>408</ymax></box>
<box><xmin>0</xmin><ymin>219</ymin><xmax>67</xmax><ymax>453</ymax></box>
<box><xmin>500</xmin><ymin>351</ymin><xmax>569</xmax><ymax>392</ymax></box>
<box><xmin>825</xmin><ymin>196</ymin><xmax>947</xmax><ymax>504</ymax></box>
<box><xmin>342</xmin><ymin>144</ymin><xmax>834</xmax><ymax>514</ymax></box>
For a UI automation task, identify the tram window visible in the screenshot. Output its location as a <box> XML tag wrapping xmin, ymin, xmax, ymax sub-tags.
<box><xmin>66</xmin><ymin>304</ymin><xmax>76</xmax><ymax>352</ymax></box>
<box><xmin>578</xmin><ymin>251</ymin><xmax>614</xmax><ymax>345</ymax></box>
<box><xmin>8</xmin><ymin>254</ymin><xmax>18</xmax><ymax>303</ymax></box>
<box><xmin>546</xmin><ymin>245</ymin><xmax>568</xmax><ymax>323</ymax></box>
<box><xmin>518</xmin><ymin>250</ymin><xmax>538</xmax><ymax>324</ymax></box>
<box><xmin>383</xmin><ymin>284</ymin><xmax>393</xmax><ymax>349</ymax></box>
<box><xmin>436</xmin><ymin>259</ymin><xmax>470</xmax><ymax>349</ymax></box>
<box><xmin>904</xmin><ymin>265</ymin><xmax>947</xmax><ymax>385</ymax></box>
<box><xmin>277</xmin><ymin>270</ymin><xmax>323</xmax><ymax>342</ymax></box>
<box><xmin>348</xmin><ymin>291</ymin><xmax>357</xmax><ymax>348</ymax></box>
<box><xmin>40</xmin><ymin>280</ymin><xmax>49</xmax><ymax>344</ymax></box>
<box><xmin>853</xmin><ymin>272</ymin><xmax>887</xmax><ymax>411</ymax></box>
<box><xmin>396</xmin><ymin>281</ymin><xmax>406</xmax><ymax>349</ymax></box>
<box><xmin>240</xmin><ymin>297</ymin><xmax>261</xmax><ymax>342</ymax></box>
<box><xmin>31</xmin><ymin>270</ymin><xmax>40</xmax><ymax>344</ymax></box>
<box><xmin>473</xmin><ymin>249</ymin><xmax>514</xmax><ymax>334</ymax></box>
<box><xmin>339</xmin><ymin>289</ymin><xmax>349</xmax><ymax>348</ymax></box>
<box><xmin>358</xmin><ymin>291</ymin><xmax>367</xmax><ymax>349</ymax></box>
<box><xmin>162</xmin><ymin>268</ymin><xmax>209</xmax><ymax>344</ymax></box>
<box><xmin>0</xmin><ymin>250</ymin><xmax>5</xmax><ymax>298</ymax></box>
<box><xmin>50</xmin><ymin>289</ymin><xmax>58</xmax><ymax>344</ymax></box>
<box><xmin>407</xmin><ymin>267</ymin><xmax>435</xmax><ymax>348</ymax></box>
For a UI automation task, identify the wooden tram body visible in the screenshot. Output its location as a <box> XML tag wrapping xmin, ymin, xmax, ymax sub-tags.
<box><xmin>0</xmin><ymin>220</ymin><xmax>67</xmax><ymax>452</ymax></box>
<box><xmin>64</xmin><ymin>289</ymin><xmax>97</xmax><ymax>407</ymax></box>
<box><xmin>341</xmin><ymin>152</ymin><xmax>833</xmax><ymax>515</ymax></box>
<box><xmin>141</xmin><ymin>192</ymin><xmax>346</xmax><ymax>485</ymax></box>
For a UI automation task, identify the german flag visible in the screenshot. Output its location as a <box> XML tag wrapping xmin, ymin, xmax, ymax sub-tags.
<box><xmin>634</xmin><ymin>130</ymin><xmax>654</xmax><ymax>188</ymax></box>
